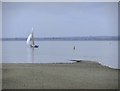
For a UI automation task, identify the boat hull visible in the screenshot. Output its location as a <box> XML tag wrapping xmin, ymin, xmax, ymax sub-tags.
<box><xmin>30</xmin><ymin>45</ymin><xmax>39</xmax><ymax>48</ymax></box>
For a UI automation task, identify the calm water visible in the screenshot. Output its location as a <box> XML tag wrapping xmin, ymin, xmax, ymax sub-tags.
<box><xmin>2</xmin><ymin>41</ymin><xmax>118</xmax><ymax>69</ymax></box>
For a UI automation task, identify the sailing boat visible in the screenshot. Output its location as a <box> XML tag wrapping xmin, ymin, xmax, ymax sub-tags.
<box><xmin>26</xmin><ymin>27</ymin><xmax>39</xmax><ymax>48</ymax></box>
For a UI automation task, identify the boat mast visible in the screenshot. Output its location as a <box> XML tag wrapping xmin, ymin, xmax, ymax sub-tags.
<box><xmin>32</xmin><ymin>27</ymin><xmax>35</xmax><ymax>45</ymax></box>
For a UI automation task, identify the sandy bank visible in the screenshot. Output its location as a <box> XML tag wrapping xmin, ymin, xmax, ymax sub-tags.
<box><xmin>2</xmin><ymin>61</ymin><xmax>119</xmax><ymax>89</ymax></box>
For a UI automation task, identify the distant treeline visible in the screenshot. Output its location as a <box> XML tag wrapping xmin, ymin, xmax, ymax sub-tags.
<box><xmin>0</xmin><ymin>36</ymin><xmax>119</xmax><ymax>41</ymax></box>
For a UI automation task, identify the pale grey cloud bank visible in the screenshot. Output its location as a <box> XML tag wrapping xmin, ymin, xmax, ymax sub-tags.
<box><xmin>2</xmin><ymin>2</ymin><xmax>118</xmax><ymax>38</ymax></box>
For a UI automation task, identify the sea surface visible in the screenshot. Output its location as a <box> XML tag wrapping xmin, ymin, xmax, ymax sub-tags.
<box><xmin>2</xmin><ymin>41</ymin><xmax>118</xmax><ymax>69</ymax></box>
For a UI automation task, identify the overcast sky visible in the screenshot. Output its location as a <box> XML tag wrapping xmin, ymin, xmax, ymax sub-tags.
<box><xmin>2</xmin><ymin>2</ymin><xmax>118</xmax><ymax>38</ymax></box>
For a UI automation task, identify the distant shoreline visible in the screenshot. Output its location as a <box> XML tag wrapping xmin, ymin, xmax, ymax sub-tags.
<box><xmin>0</xmin><ymin>36</ymin><xmax>119</xmax><ymax>41</ymax></box>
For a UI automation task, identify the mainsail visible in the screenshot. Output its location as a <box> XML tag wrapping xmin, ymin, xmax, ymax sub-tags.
<box><xmin>26</xmin><ymin>27</ymin><xmax>39</xmax><ymax>48</ymax></box>
<box><xmin>26</xmin><ymin>34</ymin><xmax>32</xmax><ymax>45</ymax></box>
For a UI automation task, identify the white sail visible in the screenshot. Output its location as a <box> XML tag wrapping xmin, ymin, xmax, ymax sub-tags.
<box><xmin>26</xmin><ymin>27</ymin><xmax>39</xmax><ymax>48</ymax></box>
<box><xmin>26</xmin><ymin>34</ymin><xmax>32</xmax><ymax>45</ymax></box>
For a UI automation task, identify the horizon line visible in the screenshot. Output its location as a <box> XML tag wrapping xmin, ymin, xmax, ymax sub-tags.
<box><xmin>1</xmin><ymin>36</ymin><xmax>119</xmax><ymax>41</ymax></box>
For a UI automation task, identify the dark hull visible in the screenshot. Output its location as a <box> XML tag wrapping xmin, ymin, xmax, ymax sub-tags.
<box><xmin>30</xmin><ymin>45</ymin><xmax>39</xmax><ymax>48</ymax></box>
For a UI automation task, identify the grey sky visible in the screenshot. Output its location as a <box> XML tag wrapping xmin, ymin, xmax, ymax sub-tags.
<box><xmin>2</xmin><ymin>2</ymin><xmax>118</xmax><ymax>38</ymax></box>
